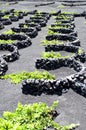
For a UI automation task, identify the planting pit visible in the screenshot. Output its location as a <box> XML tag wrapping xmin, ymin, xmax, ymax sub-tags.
<box><xmin>0</xmin><ymin>33</ymin><xmax>32</xmax><ymax>49</ymax></box>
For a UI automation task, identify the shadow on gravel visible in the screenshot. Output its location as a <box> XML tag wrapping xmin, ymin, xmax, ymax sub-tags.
<box><xmin>22</xmin><ymin>88</ymin><xmax>67</xmax><ymax>96</ymax></box>
<box><xmin>22</xmin><ymin>86</ymin><xmax>86</xmax><ymax>98</ymax></box>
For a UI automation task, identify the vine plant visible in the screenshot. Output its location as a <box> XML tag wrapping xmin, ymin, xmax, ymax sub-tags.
<box><xmin>0</xmin><ymin>70</ymin><xmax>55</xmax><ymax>84</ymax></box>
<box><xmin>48</xmin><ymin>25</ymin><xmax>68</xmax><ymax>29</ymax></box>
<box><xmin>42</xmin><ymin>51</ymin><xmax>73</xmax><ymax>59</ymax></box>
<box><xmin>0</xmin><ymin>39</ymin><xmax>16</xmax><ymax>44</ymax></box>
<box><xmin>3</xmin><ymin>29</ymin><xmax>16</xmax><ymax>35</ymax></box>
<box><xmin>48</xmin><ymin>30</ymin><xmax>59</xmax><ymax>35</ymax></box>
<box><xmin>41</xmin><ymin>39</ymin><xmax>64</xmax><ymax>46</ymax></box>
<box><xmin>0</xmin><ymin>101</ymin><xmax>79</xmax><ymax>130</ymax></box>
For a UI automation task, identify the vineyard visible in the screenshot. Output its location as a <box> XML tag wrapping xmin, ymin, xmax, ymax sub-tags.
<box><xmin>0</xmin><ymin>0</ymin><xmax>86</xmax><ymax>130</ymax></box>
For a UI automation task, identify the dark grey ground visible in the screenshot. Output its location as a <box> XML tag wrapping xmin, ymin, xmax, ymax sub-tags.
<box><xmin>0</xmin><ymin>0</ymin><xmax>86</xmax><ymax>130</ymax></box>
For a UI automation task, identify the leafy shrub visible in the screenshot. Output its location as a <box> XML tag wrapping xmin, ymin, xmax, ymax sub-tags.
<box><xmin>23</xmin><ymin>24</ymin><xmax>28</xmax><ymax>28</ymax></box>
<box><xmin>0</xmin><ymin>39</ymin><xmax>16</xmax><ymax>44</ymax></box>
<box><xmin>57</xmin><ymin>5</ymin><xmax>65</xmax><ymax>9</ymax></box>
<box><xmin>42</xmin><ymin>51</ymin><xmax>69</xmax><ymax>59</ymax></box>
<box><xmin>0</xmin><ymin>70</ymin><xmax>55</xmax><ymax>84</ymax></box>
<box><xmin>56</xmin><ymin>15</ymin><xmax>71</xmax><ymax>20</ymax></box>
<box><xmin>3</xmin><ymin>29</ymin><xmax>16</xmax><ymax>35</ymax></box>
<box><xmin>54</xmin><ymin>21</ymin><xmax>62</xmax><ymax>24</ymax></box>
<box><xmin>78</xmin><ymin>48</ymin><xmax>83</xmax><ymax>54</ymax></box>
<box><xmin>0</xmin><ymin>101</ymin><xmax>79</xmax><ymax>130</ymax></box>
<box><xmin>2</xmin><ymin>15</ymin><xmax>9</xmax><ymax>19</ymax></box>
<box><xmin>62</xmin><ymin>11</ymin><xmax>75</xmax><ymax>15</ymax></box>
<box><xmin>48</xmin><ymin>30</ymin><xmax>59</xmax><ymax>35</ymax></box>
<box><xmin>48</xmin><ymin>25</ymin><xmax>68</xmax><ymax>29</ymax></box>
<box><xmin>41</xmin><ymin>39</ymin><xmax>64</xmax><ymax>46</ymax></box>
